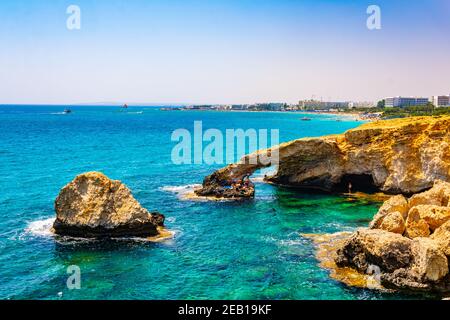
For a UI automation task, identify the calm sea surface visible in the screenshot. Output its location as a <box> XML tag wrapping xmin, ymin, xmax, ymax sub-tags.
<box><xmin>0</xmin><ymin>106</ymin><xmax>416</xmax><ymax>299</ymax></box>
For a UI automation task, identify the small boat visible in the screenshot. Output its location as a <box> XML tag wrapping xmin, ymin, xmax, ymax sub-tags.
<box><xmin>122</xmin><ymin>104</ymin><xmax>128</xmax><ymax>109</ymax></box>
<box><xmin>300</xmin><ymin>117</ymin><xmax>312</xmax><ymax>121</ymax></box>
<box><xmin>63</xmin><ymin>109</ymin><xmax>72</xmax><ymax>114</ymax></box>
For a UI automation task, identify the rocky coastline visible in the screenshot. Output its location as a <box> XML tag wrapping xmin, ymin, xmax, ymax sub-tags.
<box><xmin>52</xmin><ymin>116</ymin><xmax>450</xmax><ymax>294</ymax></box>
<box><xmin>197</xmin><ymin>116</ymin><xmax>450</xmax><ymax>294</ymax></box>
<box><xmin>333</xmin><ymin>181</ymin><xmax>450</xmax><ymax>294</ymax></box>
<box><xmin>196</xmin><ymin>116</ymin><xmax>450</xmax><ymax>197</ymax></box>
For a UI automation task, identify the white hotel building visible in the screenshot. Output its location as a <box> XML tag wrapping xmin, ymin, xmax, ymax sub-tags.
<box><xmin>385</xmin><ymin>97</ymin><xmax>430</xmax><ymax>108</ymax></box>
<box><xmin>432</xmin><ymin>95</ymin><xmax>450</xmax><ymax>107</ymax></box>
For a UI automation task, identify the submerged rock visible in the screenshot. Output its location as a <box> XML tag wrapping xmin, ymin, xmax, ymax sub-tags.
<box><xmin>334</xmin><ymin>181</ymin><xmax>450</xmax><ymax>293</ymax></box>
<box><xmin>197</xmin><ymin>116</ymin><xmax>450</xmax><ymax>198</ymax></box>
<box><xmin>53</xmin><ymin>172</ymin><xmax>165</xmax><ymax>238</ymax></box>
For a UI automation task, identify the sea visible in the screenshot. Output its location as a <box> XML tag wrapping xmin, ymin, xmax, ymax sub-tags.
<box><xmin>0</xmin><ymin>105</ymin><xmax>420</xmax><ymax>299</ymax></box>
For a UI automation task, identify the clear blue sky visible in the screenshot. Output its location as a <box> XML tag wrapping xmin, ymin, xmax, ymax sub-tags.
<box><xmin>1</xmin><ymin>0</ymin><xmax>449</xmax><ymax>105</ymax></box>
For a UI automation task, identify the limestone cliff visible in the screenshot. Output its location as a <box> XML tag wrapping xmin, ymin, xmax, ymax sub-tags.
<box><xmin>53</xmin><ymin>172</ymin><xmax>165</xmax><ymax>238</ymax></box>
<box><xmin>197</xmin><ymin>116</ymin><xmax>450</xmax><ymax>197</ymax></box>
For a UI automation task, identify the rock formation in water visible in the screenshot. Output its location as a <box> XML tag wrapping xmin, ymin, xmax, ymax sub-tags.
<box><xmin>196</xmin><ymin>116</ymin><xmax>450</xmax><ymax>198</ymax></box>
<box><xmin>335</xmin><ymin>181</ymin><xmax>450</xmax><ymax>293</ymax></box>
<box><xmin>53</xmin><ymin>172</ymin><xmax>165</xmax><ymax>238</ymax></box>
<box><xmin>195</xmin><ymin>172</ymin><xmax>255</xmax><ymax>199</ymax></box>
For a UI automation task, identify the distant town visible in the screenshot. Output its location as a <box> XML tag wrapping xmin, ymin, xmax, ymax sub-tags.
<box><xmin>161</xmin><ymin>94</ymin><xmax>450</xmax><ymax>120</ymax></box>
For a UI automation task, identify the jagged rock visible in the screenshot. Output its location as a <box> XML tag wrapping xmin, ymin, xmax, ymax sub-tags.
<box><xmin>335</xmin><ymin>229</ymin><xmax>449</xmax><ymax>292</ymax></box>
<box><xmin>409</xmin><ymin>238</ymin><xmax>448</xmax><ymax>282</ymax></box>
<box><xmin>408</xmin><ymin>180</ymin><xmax>450</xmax><ymax>208</ymax></box>
<box><xmin>379</xmin><ymin>211</ymin><xmax>406</xmax><ymax>234</ymax></box>
<box><xmin>333</xmin><ymin>182</ymin><xmax>450</xmax><ymax>293</ymax></box>
<box><xmin>370</xmin><ymin>195</ymin><xmax>409</xmax><ymax>229</ymax></box>
<box><xmin>197</xmin><ymin>117</ymin><xmax>450</xmax><ymax>198</ymax></box>
<box><xmin>336</xmin><ymin>229</ymin><xmax>413</xmax><ymax>273</ymax></box>
<box><xmin>194</xmin><ymin>171</ymin><xmax>255</xmax><ymax>199</ymax></box>
<box><xmin>53</xmin><ymin>172</ymin><xmax>165</xmax><ymax>238</ymax></box>
<box><xmin>431</xmin><ymin>220</ymin><xmax>450</xmax><ymax>256</ymax></box>
<box><xmin>410</xmin><ymin>205</ymin><xmax>450</xmax><ymax>231</ymax></box>
<box><xmin>405</xmin><ymin>207</ymin><xmax>431</xmax><ymax>239</ymax></box>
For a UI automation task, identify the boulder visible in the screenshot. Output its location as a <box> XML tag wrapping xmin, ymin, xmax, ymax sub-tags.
<box><xmin>53</xmin><ymin>172</ymin><xmax>165</xmax><ymax>238</ymax></box>
<box><xmin>408</xmin><ymin>180</ymin><xmax>450</xmax><ymax>208</ymax></box>
<box><xmin>335</xmin><ymin>229</ymin><xmax>449</xmax><ymax>292</ymax></box>
<box><xmin>334</xmin><ymin>182</ymin><xmax>450</xmax><ymax>293</ymax></box>
<box><xmin>335</xmin><ymin>229</ymin><xmax>413</xmax><ymax>273</ymax></box>
<box><xmin>410</xmin><ymin>205</ymin><xmax>450</xmax><ymax>231</ymax></box>
<box><xmin>405</xmin><ymin>208</ymin><xmax>431</xmax><ymax>239</ymax></box>
<box><xmin>369</xmin><ymin>195</ymin><xmax>409</xmax><ymax>229</ymax></box>
<box><xmin>430</xmin><ymin>220</ymin><xmax>450</xmax><ymax>256</ymax></box>
<box><xmin>409</xmin><ymin>238</ymin><xmax>448</xmax><ymax>282</ymax></box>
<box><xmin>379</xmin><ymin>211</ymin><xmax>406</xmax><ymax>234</ymax></box>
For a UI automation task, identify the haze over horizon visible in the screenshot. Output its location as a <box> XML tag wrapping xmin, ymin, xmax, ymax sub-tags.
<box><xmin>1</xmin><ymin>0</ymin><xmax>450</xmax><ymax>105</ymax></box>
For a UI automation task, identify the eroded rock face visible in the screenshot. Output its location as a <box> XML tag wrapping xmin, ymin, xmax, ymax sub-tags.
<box><xmin>53</xmin><ymin>172</ymin><xmax>165</xmax><ymax>238</ymax></box>
<box><xmin>379</xmin><ymin>211</ymin><xmax>406</xmax><ymax>235</ymax></box>
<box><xmin>371</xmin><ymin>181</ymin><xmax>450</xmax><ymax>238</ymax></box>
<box><xmin>336</xmin><ymin>229</ymin><xmax>449</xmax><ymax>292</ymax></box>
<box><xmin>197</xmin><ymin>116</ymin><xmax>450</xmax><ymax>198</ymax></box>
<box><xmin>405</xmin><ymin>208</ymin><xmax>431</xmax><ymax>239</ymax></box>
<box><xmin>411</xmin><ymin>205</ymin><xmax>450</xmax><ymax>231</ymax></box>
<box><xmin>335</xmin><ymin>181</ymin><xmax>450</xmax><ymax>293</ymax></box>
<box><xmin>336</xmin><ymin>229</ymin><xmax>413</xmax><ymax>273</ymax></box>
<box><xmin>194</xmin><ymin>171</ymin><xmax>255</xmax><ymax>199</ymax></box>
<box><xmin>431</xmin><ymin>221</ymin><xmax>450</xmax><ymax>256</ymax></box>
<box><xmin>369</xmin><ymin>195</ymin><xmax>408</xmax><ymax>229</ymax></box>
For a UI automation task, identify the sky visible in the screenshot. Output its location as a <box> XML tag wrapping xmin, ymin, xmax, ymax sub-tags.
<box><xmin>0</xmin><ymin>0</ymin><xmax>449</xmax><ymax>105</ymax></box>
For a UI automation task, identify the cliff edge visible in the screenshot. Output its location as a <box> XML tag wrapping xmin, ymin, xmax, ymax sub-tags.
<box><xmin>196</xmin><ymin>116</ymin><xmax>450</xmax><ymax>197</ymax></box>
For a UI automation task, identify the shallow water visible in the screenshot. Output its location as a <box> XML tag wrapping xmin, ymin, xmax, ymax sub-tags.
<box><xmin>0</xmin><ymin>106</ymin><xmax>416</xmax><ymax>299</ymax></box>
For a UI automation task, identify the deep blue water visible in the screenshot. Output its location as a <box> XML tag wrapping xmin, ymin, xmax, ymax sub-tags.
<box><xmin>0</xmin><ymin>105</ymin><xmax>410</xmax><ymax>300</ymax></box>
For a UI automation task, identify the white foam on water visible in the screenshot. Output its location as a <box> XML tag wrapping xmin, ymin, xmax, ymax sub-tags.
<box><xmin>164</xmin><ymin>185</ymin><xmax>243</xmax><ymax>202</ymax></box>
<box><xmin>160</xmin><ymin>184</ymin><xmax>200</xmax><ymax>194</ymax></box>
<box><xmin>159</xmin><ymin>184</ymin><xmax>204</xmax><ymax>200</ymax></box>
<box><xmin>126</xmin><ymin>111</ymin><xmax>143</xmax><ymax>114</ymax></box>
<box><xmin>165</xmin><ymin>216</ymin><xmax>176</xmax><ymax>223</ymax></box>
<box><xmin>25</xmin><ymin>218</ymin><xmax>55</xmax><ymax>237</ymax></box>
<box><xmin>24</xmin><ymin>218</ymin><xmax>175</xmax><ymax>244</ymax></box>
<box><xmin>251</xmin><ymin>176</ymin><xmax>265</xmax><ymax>183</ymax></box>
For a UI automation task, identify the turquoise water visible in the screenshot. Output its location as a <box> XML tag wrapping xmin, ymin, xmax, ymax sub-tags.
<box><xmin>0</xmin><ymin>106</ymin><xmax>408</xmax><ymax>300</ymax></box>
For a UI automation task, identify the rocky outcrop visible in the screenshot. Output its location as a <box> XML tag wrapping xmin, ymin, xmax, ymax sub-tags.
<box><xmin>194</xmin><ymin>172</ymin><xmax>255</xmax><ymax>199</ymax></box>
<box><xmin>334</xmin><ymin>181</ymin><xmax>450</xmax><ymax>293</ymax></box>
<box><xmin>196</xmin><ymin>116</ymin><xmax>450</xmax><ymax>198</ymax></box>
<box><xmin>369</xmin><ymin>195</ymin><xmax>409</xmax><ymax>230</ymax></box>
<box><xmin>53</xmin><ymin>172</ymin><xmax>165</xmax><ymax>238</ymax></box>
<box><xmin>431</xmin><ymin>221</ymin><xmax>450</xmax><ymax>256</ymax></box>
<box><xmin>336</xmin><ymin>229</ymin><xmax>449</xmax><ymax>292</ymax></box>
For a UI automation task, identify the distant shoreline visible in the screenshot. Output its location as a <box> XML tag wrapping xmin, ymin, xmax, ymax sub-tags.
<box><xmin>161</xmin><ymin>108</ymin><xmax>366</xmax><ymax>121</ymax></box>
